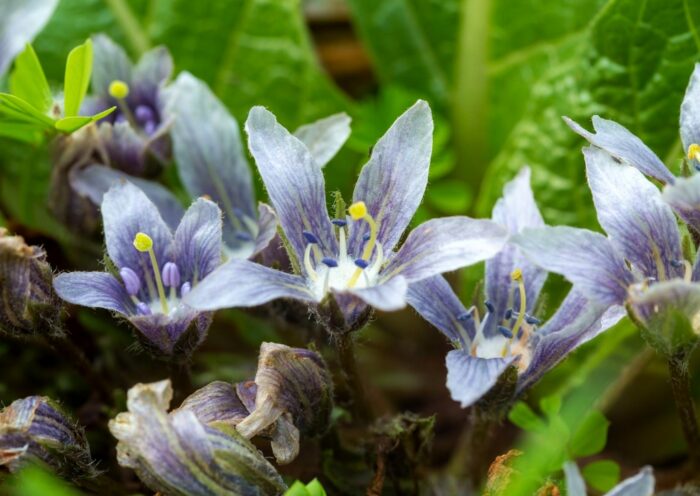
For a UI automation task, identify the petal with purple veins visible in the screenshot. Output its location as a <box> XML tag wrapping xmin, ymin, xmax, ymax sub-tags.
<box><xmin>91</xmin><ymin>34</ymin><xmax>133</xmax><ymax>97</ymax></box>
<box><xmin>335</xmin><ymin>275</ymin><xmax>408</xmax><ymax>312</ymax></box>
<box><xmin>251</xmin><ymin>203</ymin><xmax>278</xmax><ymax>259</ymax></box>
<box><xmin>54</xmin><ymin>271</ymin><xmax>133</xmax><ymax>314</ymax></box>
<box><xmin>347</xmin><ymin>101</ymin><xmax>432</xmax><ymax>255</ymax></box>
<box><xmin>245</xmin><ymin>106</ymin><xmax>337</xmax><ymax>265</ymax></box>
<box><xmin>606</xmin><ymin>467</ymin><xmax>654</xmax><ymax>496</ymax></box>
<box><xmin>663</xmin><ymin>174</ymin><xmax>700</xmax><ymax>235</ymax></box>
<box><xmin>680</xmin><ymin>64</ymin><xmax>700</xmax><ymax>163</ymax></box>
<box><xmin>383</xmin><ymin>217</ymin><xmax>507</xmax><ymax>283</ymax></box>
<box><xmin>445</xmin><ymin>350</ymin><xmax>515</xmax><ymax>408</ymax></box>
<box><xmin>184</xmin><ymin>259</ymin><xmax>316</xmax><ymax>311</ymax></box>
<box><xmin>585</xmin><ymin>146</ymin><xmax>682</xmax><ymax>281</ymax></box>
<box><xmin>174</xmin><ymin>198</ymin><xmax>223</xmax><ymax>284</ymax></box>
<box><xmin>406</xmin><ymin>275</ymin><xmax>475</xmax><ymax>346</ymax></box>
<box><xmin>293</xmin><ymin>112</ymin><xmax>351</xmax><ymax>168</ymax></box>
<box><xmin>564</xmin><ymin>115</ymin><xmax>674</xmax><ymax>184</ymax></box>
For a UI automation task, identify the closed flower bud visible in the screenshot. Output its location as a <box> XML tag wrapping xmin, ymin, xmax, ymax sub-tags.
<box><xmin>236</xmin><ymin>343</ymin><xmax>333</xmax><ymax>464</ymax></box>
<box><xmin>0</xmin><ymin>229</ymin><xmax>61</xmax><ymax>337</ymax></box>
<box><xmin>109</xmin><ymin>380</ymin><xmax>286</xmax><ymax>496</ymax></box>
<box><xmin>0</xmin><ymin>396</ymin><xmax>96</xmax><ymax>480</ymax></box>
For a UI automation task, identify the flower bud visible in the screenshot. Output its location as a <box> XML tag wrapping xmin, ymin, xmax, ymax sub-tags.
<box><xmin>236</xmin><ymin>343</ymin><xmax>333</xmax><ymax>464</ymax></box>
<box><xmin>0</xmin><ymin>229</ymin><xmax>61</xmax><ymax>337</ymax></box>
<box><xmin>0</xmin><ymin>396</ymin><xmax>95</xmax><ymax>480</ymax></box>
<box><xmin>109</xmin><ymin>380</ymin><xmax>286</xmax><ymax>496</ymax></box>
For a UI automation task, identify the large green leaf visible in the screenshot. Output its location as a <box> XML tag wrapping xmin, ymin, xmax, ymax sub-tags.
<box><xmin>147</xmin><ymin>0</ymin><xmax>349</xmax><ymax>128</ymax></box>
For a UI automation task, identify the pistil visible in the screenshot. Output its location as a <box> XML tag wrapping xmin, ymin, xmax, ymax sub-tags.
<box><xmin>347</xmin><ymin>201</ymin><xmax>378</xmax><ymax>288</ymax></box>
<box><xmin>108</xmin><ymin>80</ymin><xmax>139</xmax><ymax>129</ymax></box>
<box><xmin>133</xmin><ymin>232</ymin><xmax>169</xmax><ymax>314</ymax></box>
<box><xmin>510</xmin><ymin>269</ymin><xmax>527</xmax><ymax>340</ymax></box>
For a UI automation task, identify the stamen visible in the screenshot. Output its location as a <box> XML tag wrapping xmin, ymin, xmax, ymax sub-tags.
<box><xmin>525</xmin><ymin>315</ymin><xmax>541</xmax><ymax>325</ymax></box>
<box><xmin>347</xmin><ymin>201</ymin><xmax>379</xmax><ymax>288</ymax></box>
<box><xmin>504</xmin><ymin>308</ymin><xmax>513</xmax><ymax>320</ymax></box>
<box><xmin>162</xmin><ymin>262</ymin><xmax>181</xmax><ymax>288</ymax></box>
<box><xmin>303</xmin><ymin>244</ymin><xmax>318</xmax><ymax>281</ymax></box>
<box><xmin>136</xmin><ymin>302</ymin><xmax>151</xmax><ymax>316</ymax></box>
<box><xmin>133</xmin><ymin>232</ymin><xmax>169</xmax><ymax>314</ymax></box>
<box><xmin>119</xmin><ymin>267</ymin><xmax>141</xmax><ymax>296</ymax></box>
<box><xmin>456</xmin><ymin>311</ymin><xmax>473</xmax><ymax>322</ymax></box>
<box><xmin>322</xmin><ymin>257</ymin><xmax>338</xmax><ymax>268</ymax></box>
<box><xmin>331</xmin><ymin>219</ymin><xmax>347</xmax><ymax>227</ymax></box>
<box><xmin>362</xmin><ymin>232</ymin><xmax>371</xmax><ymax>241</ymax></box>
<box><xmin>180</xmin><ymin>282</ymin><xmax>191</xmax><ymax>296</ymax></box>
<box><xmin>683</xmin><ymin>260</ymin><xmax>693</xmax><ymax>282</ymax></box>
<box><xmin>688</xmin><ymin>143</ymin><xmax>700</xmax><ymax>162</ymax></box>
<box><xmin>484</xmin><ymin>301</ymin><xmax>494</xmax><ymax>313</ymax></box>
<box><xmin>302</xmin><ymin>231</ymin><xmax>319</xmax><ymax>244</ymax></box>
<box><xmin>354</xmin><ymin>258</ymin><xmax>369</xmax><ymax>269</ymax></box>
<box><xmin>510</xmin><ymin>269</ymin><xmax>527</xmax><ymax>341</ymax></box>
<box><xmin>498</xmin><ymin>326</ymin><xmax>514</xmax><ymax>339</ymax></box>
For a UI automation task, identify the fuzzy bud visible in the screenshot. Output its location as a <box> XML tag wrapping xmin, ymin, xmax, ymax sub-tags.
<box><xmin>0</xmin><ymin>229</ymin><xmax>61</xmax><ymax>337</ymax></box>
<box><xmin>109</xmin><ymin>380</ymin><xmax>286</xmax><ymax>496</ymax></box>
<box><xmin>0</xmin><ymin>396</ymin><xmax>96</xmax><ymax>480</ymax></box>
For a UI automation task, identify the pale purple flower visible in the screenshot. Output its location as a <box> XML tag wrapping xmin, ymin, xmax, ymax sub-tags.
<box><xmin>407</xmin><ymin>168</ymin><xmax>623</xmax><ymax>408</ymax></box>
<box><xmin>565</xmin><ymin>462</ymin><xmax>654</xmax><ymax>496</ymax></box>
<box><xmin>183</xmin><ymin>101</ymin><xmax>508</xmax><ymax>329</ymax></box>
<box><xmin>512</xmin><ymin>147</ymin><xmax>700</xmax><ymax>350</ymax></box>
<box><xmin>53</xmin><ymin>181</ymin><xmax>223</xmax><ymax>359</ymax></box>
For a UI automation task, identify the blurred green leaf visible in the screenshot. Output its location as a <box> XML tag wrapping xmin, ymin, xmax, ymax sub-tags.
<box><xmin>8</xmin><ymin>466</ymin><xmax>80</xmax><ymax>496</ymax></box>
<box><xmin>284</xmin><ymin>481</ymin><xmax>311</xmax><ymax>496</ymax></box>
<box><xmin>0</xmin><ymin>93</ymin><xmax>54</xmax><ymax>127</ymax></box>
<box><xmin>569</xmin><ymin>410</ymin><xmax>609</xmax><ymax>458</ymax></box>
<box><xmin>305</xmin><ymin>479</ymin><xmax>327</xmax><ymax>496</ymax></box>
<box><xmin>63</xmin><ymin>38</ymin><xmax>93</xmax><ymax>117</ymax></box>
<box><xmin>426</xmin><ymin>179</ymin><xmax>472</xmax><ymax>214</ymax></box>
<box><xmin>539</xmin><ymin>395</ymin><xmax>562</xmax><ymax>418</ymax></box>
<box><xmin>54</xmin><ymin>106</ymin><xmax>115</xmax><ymax>132</ymax></box>
<box><xmin>582</xmin><ymin>459</ymin><xmax>620</xmax><ymax>492</ymax></box>
<box><xmin>10</xmin><ymin>44</ymin><xmax>52</xmax><ymax>113</ymax></box>
<box><xmin>148</xmin><ymin>0</ymin><xmax>348</xmax><ymax>128</ymax></box>
<box><xmin>508</xmin><ymin>401</ymin><xmax>546</xmax><ymax>432</ymax></box>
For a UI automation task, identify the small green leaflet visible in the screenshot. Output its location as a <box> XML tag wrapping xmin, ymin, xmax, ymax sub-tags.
<box><xmin>283</xmin><ymin>479</ymin><xmax>327</xmax><ymax>496</ymax></box>
<box><xmin>10</xmin><ymin>44</ymin><xmax>52</xmax><ymax>113</ymax></box>
<box><xmin>582</xmin><ymin>459</ymin><xmax>621</xmax><ymax>492</ymax></box>
<box><xmin>63</xmin><ymin>38</ymin><xmax>93</xmax><ymax>117</ymax></box>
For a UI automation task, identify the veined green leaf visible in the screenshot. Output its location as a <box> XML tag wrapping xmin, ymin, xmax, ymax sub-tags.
<box><xmin>0</xmin><ymin>93</ymin><xmax>55</xmax><ymax>127</ymax></box>
<box><xmin>63</xmin><ymin>38</ymin><xmax>93</xmax><ymax>117</ymax></box>
<box><xmin>10</xmin><ymin>44</ymin><xmax>52</xmax><ymax>112</ymax></box>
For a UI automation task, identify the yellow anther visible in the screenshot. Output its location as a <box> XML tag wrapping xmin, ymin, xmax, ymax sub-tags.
<box><xmin>348</xmin><ymin>201</ymin><xmax>367</xmax><ymax>220</ymax></box>
<box><xmin>109</xmin><ymin>80</ymin><xmax>130</xmax><ymax>100</ymax></box>
<box><xmin>511</xmin><ymin>268</ymin><xmax>523</xmax><ymax>281</ymax></box>
<box><xmin>133</xmin><ymin>232</ymin><xmax>153</xmax><ymax>252</ymax></box>
<box><xmin>688</xmin><ymin>143</ymin><xmax>700</xmax><ymax>161</ymax></box>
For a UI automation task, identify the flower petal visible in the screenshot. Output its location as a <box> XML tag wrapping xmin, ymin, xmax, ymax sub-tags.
<box><xmin>128</xmin><ymin>307</ymin><xmax>208</xmax><ymax>358</ymax></box>
<box><xmin>485</xmin><ymin>167</ymin><xmax>547</xmax><ymax>338</ymax></box>
<box><xmin>97</xmin><ymin>121</ymin><xmax>149</xmax><ymax>176</ymax></box>
<box><xmin>54</xmin><ymin>271</ymin><xmax>132</xmax><ymax>314</ymax></box>
<box><xmin>519</xmin><ymin>290</ymin><xmax>624</xmax><ymax>392</ymax></box>
<box><xmin>628</xmin><ymin>279</ymin><xmax>700</xmax><ymax>336</ymax></box>
<box><xmin>383</xmin><ymin>217</ymin><xmax>507</xmax><ymax>283</ymax></box>
<box><xmin>445</xmin><ymin>350</ymin><xmax>515</xmax><ymax>408</ymax></box>
<box><xmin>662</xmin><ymin>174</ymin><xmax>700</xmax><ymax>234</ymax></box>
<box><xmin>101</xmin><ymin>181</ymin><xmax>173</xmax><ymax>280</ymax></box>
<box><xmin>133</xmin><ymin>46</ymin><xmax>173</xmax><ymax>93</ymax></box>
<box><xmin>406</xmin><ymin>275</ymin><xmax>474</xmax><ymax>346</ymax></box>
<box><xmin>245</xmin><ymin>106</ymin><xmax>336</xmax><ymax>265</ymax></box>
<box><xmin>512</xmin><ymin>226</ymin><xmax>632</xmax><ymax>306</ymax></box>
<box><xmin>252</xmin><ymin>203</ymin><xmax>278</xmax><ymax>258</ymax></box>
<box><xmin>563</xmin><ymin>462</ymin><xmax>586</xmax><ymax>496</ymax></box>
<box><xmin>91</xmin><ymin>34</ymin><xmax>133</xmax><ymax>97</ymax></box>
<box><xmin>71</xmin><ymin>164</ymin><xmax>184</xmax><ymax>230</ymax></box>
<box><xmin>585</xmin><ymin>146</ymin><xmax>682</xmax><ymax>280</ymax></box>
<box><xmin>293</xmin><ymin>112</ymin><xmax>351</xmax><ymax>168</ymax></box>
<box><xmin>564</xmin><ymin>115</ymin><xmax>674</xmax><ymax>184</ymax></box>
<box><xmin>164</xmin><ymin>73</ymin><xmax>257</xmax><ymax>251</ymax></box>
<box><xmin>184</xmin><ymin>259</ymin><xmax>315</xmax><ymax>311</ymax></box>
<box><xmin>606</xmin><ymin>467</ymin><xmax>654</xmax><ymax>496</ymax></box>
<box><xmin>177</xmin><ymin>381</ymin><xmax>250</xmax><ymax>425</ymax></box>
<box><xmin>174</xmin><ymin>198</ymin><xmax>223</xmax><ymax>284</ymax></box>
<box><xmin>681</xmin><ymin>64</ymin><xmax>700</xmax><ymax>163</ymax></box>
<box><xmin>347</xmin><ymin>100</ymin><xmax>432</xmax><ymax>256</ymax></box>
<box><xmin>0</xmin><ymin>0</ymin><xmax>59</xmax><ymax>77</ymax></box>
<box><xmin>337</xmin><ymin>275</ymin><xmax>408</xmax><ymax>312</ymax></box>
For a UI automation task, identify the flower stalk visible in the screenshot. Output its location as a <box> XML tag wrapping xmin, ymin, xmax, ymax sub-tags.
<box><xmin>334</xmin><ymin>331</ymin><xmax>373</xmax><ymax>425</ymax></box>
<box><xmin>667</xmin><ymin>349</ymin><xmax>700</xmax><ymax>470</ymax></box>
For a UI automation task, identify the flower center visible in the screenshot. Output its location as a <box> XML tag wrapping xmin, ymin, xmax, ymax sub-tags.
<box><xmin>463</xmin><ymin>268</ymin><xmax>539</xmax><ymax>372</ymax></box>
<box><xmin>302</xmin><ymin>201</ymin><xmax>384</xmax><ymax>300</ymax></box>
<box><xmin>108</xmin><ymin>80</ymin><xmax>160</xmax><ymax>136</ymax></box>
<box><xmin>120</xmin><ymin>232</ymin><xmax>192</xmax><ymax>316</ymax></box>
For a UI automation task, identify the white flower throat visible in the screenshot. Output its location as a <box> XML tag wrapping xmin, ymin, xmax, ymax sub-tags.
<box><xmin>303</xmin><ymin>201</ymin><xmax>385</xmax><ymax>300</ymax></box>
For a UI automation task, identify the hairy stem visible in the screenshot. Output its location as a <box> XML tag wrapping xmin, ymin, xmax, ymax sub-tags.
<box><xmin>334</xmin><ymin>331</ymin><xmax>372</xmax><ymax>425</ymax></box>
<box><xmin>667</xmin><ymin>350</ymin><xmax>700</xmax><ymax>469</ymax></box>
<box><xmin>449</xmin><ymin>405</ymin><xmax>499</xmax><ymax>486</ymax></box>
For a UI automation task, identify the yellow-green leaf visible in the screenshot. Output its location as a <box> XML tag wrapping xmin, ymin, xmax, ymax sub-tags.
<box><xmin>63</xmin><ymin>38</ymin><xmax>93</xmax><ymax>117</ymax></box>
<box><xmin>10</xmin><ymin>44</ymin><xmax>52</xmax><ymax>113</ymax></box>
<box><xmin>0</xmin><ymin>93</ymin><xmax>54</xmax><ymax>127</ymax></box>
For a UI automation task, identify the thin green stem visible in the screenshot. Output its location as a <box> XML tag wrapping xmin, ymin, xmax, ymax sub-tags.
<box><xmin>667</xmin><ymin>350</ymin><xmax>700</xmax><ymax>470</ymax></box>
<box><xmin>334</xmin><ymin>331</ymin><xmax>372</xmax><ymax>425</ymax></box>
<box><xmin>104</xmin><ymin>0</ymin><xmax>150</xmax><ymax>56</ymax></box>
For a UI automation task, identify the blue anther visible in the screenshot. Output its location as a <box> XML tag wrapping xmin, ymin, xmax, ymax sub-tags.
<box><xmin>136</xmin><ymin>302</ymin><xmax>152</xmax><ymax>315</ymax></box>
<box><xmin>485</xmin><ymin>301</ymin><xmax>495</xmax><ymax>313</ymax></box>
<box><xmin>331</xmin><ymin>219</ymin><xmax>347</xmax><ymax>227</ymax></box>
<box><xmin>119</xmin><ymin>267</ymin><xmax>141</xmax><ymax>296</ymax></box>
<box><xmin>504</xmin><ymin>308</ymin><xmax>513</xmax><ymax>320</ymax></box>
<box><xmin>457</xmin><ymin>311</ymin><xmax>473</xmax><ymax>322</ymax></box>
<box><xmin>517</xmin><ymin>328</ymin><xmax>524</xmax><ymax>339</ymax></box>
<box><xmin>180</xmin><ymin>282</ymin><xmax>191</xmax><ymax>296</ymax></box>
<box><xmin>354</xmin><ymin>258</ymin><xmax>369</xmax><ymax>269</ymax></box>
<box><xmin>671</xmin><ymin>259</ymin><xmax>683</xmax><ymax>268</ymax></box>
<box><xmin>498</xmin><ymin>326</ymin><xmax>513</xmax><ymax>339</ymax></box>
<box><xmin>235</xmin><ymin>231</ymin><xmax>254</xmax><ymax>242</ymax></box>
<box><xmin>162</xmin><ymin>262</ymin><xmax>181</xmax><ymax>288</ymax></box>
<box><xmin>302</xmin><ymin>231</ymin><xmax>319</xmax><ymax>244</ymax></box>
<box><xmin>362</xmin><ymin>232</ymin><xmax>371</xmax><ymax>241</ymax></box>
<box><xmin>321</xmin><ymin>257</ymin><xmax>338</xmax><ymax>268</ymax></box>
<box><xmin>135</xmin><ymin>105</ymin><xmax>155</xmax><ymax>124</ymax></box>
<box><xmin>525</xmin><ymin>315</ymin><xmax>541</xmax><ymax>325</ymax></box>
